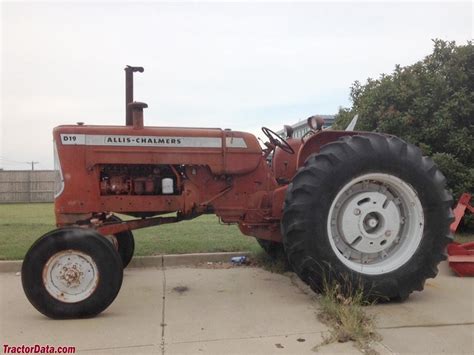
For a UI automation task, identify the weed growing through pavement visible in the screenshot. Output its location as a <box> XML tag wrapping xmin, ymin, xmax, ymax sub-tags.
<box><xmin>314</xmin><ymin>275</ymin><xmax>381</xmax><ymax>354</ymax></box>
<box><xmin>252</xmin><ymin>254</ymin><xmax>382</xmax><ymax>353</ymax></box>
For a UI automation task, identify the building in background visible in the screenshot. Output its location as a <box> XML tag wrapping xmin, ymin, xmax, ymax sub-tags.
<box><xmin>277</xmin><ymin>115</ymin><xmax>335</xmax><ymax>138</ymax></box>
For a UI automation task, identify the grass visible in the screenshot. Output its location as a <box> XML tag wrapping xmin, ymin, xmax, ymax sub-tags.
<box><xmin>0</xmin><ymin>203</ymin><xmax>260</xmax><ymax>260</ymax></box>
<box><xmin>315</xmin><ymin>279</ymin><xmax>379</xmax><ymax>354</ymax></box>
<box><xmin>1</xmin><ymin>203</ymin><xmax>472</xmax><ymax>260</ymax></box>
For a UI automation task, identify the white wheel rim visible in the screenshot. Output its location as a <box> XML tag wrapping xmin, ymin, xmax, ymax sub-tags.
<box><xmin>43</xmin><ymin>250</ymin><xmax>99</xmax><ymax>303</ymax></box>
<box><xmin>327</xmin><ymin>173</ymin><xmax>424</xmax><ymax>275</ymax></box>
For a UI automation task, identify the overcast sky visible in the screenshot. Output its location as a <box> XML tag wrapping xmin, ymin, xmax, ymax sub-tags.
<box><xmin>0</xmin><ymin>1</ymin><xmax>472</xmax><ymax>170</ymax></box>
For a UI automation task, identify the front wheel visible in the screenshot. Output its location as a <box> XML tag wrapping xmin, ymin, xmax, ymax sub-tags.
<box><xmin>282</xmin><ymin>134</ymin><xmax>453</xmax><ymax>300</ymax></box>
<box><xmin>22</xmin><ymin>227</ymin><xmax>123</xmax><ymax>318</ymax></box>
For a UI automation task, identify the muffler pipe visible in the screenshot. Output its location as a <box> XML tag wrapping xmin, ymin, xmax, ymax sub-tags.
<box><xmin>125</xmin><ymin>65</ymin><xmax>144</xmax><ymax>126</ymax></box>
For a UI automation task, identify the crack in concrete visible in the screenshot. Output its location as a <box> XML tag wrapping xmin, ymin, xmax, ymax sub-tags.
<box><xmin>79</xmin><ymin>344</ymin><xmax>157</xmax><ymax>352</ymax></box>
<box><xmin>168</xmin><ymin>330</ymin><xmax>325</xmax><ymax>345</ymax></box>
<box><xmin>378</xmin><ymin>322</ymin><xmax>474</xmax><ymax>330</ymax></box>
<box><xmin>160</xmin><ymin>255</ymin><xmax>167</xmax><ymax>355</ymax></box>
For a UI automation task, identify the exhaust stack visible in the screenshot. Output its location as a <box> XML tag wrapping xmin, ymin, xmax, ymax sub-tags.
<box><xmin>125</xmin><ymin>65</ymin><xmax>144</xmax><ymax>126</ymax></box>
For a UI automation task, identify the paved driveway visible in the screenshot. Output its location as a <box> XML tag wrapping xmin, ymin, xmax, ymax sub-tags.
<box><xmin>368</xmin><ymin>262</ymin><xmax>474</xmax><ymax>354</ymax></box>
<box><xmin>0</xmin><ymin>261</ymin><xmax>472</xmax><ymax>354</ymax></box>
<box><xmin>1</xmin><ymin>265</ymin><xmax>335</xmax><ymax>354</ymax></box>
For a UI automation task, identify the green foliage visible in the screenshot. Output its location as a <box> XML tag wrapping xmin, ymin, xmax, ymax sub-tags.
<box><xmin>334</xmin><ymin>40</ymin><xmax>474</xmax><ymax>213</ymax></box>
<box><xmin>432</xmin><ymin>153</ymin><xmax>474</xmax><ymax>196</ymax></box>
<box><xmin>332</xmin><ymin>107</ymin><xmax>354</xmax><ymax>131</ymax></box>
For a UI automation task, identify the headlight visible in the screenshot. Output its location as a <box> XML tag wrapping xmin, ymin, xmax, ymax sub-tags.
<box><xmin>307</xmin><ymin>115</ymin><xmax>325</xmax><ymax>131</ymax></box>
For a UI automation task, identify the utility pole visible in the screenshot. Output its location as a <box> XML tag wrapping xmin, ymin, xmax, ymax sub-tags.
<box><xmin>27</xmin><ymin>161</ymin><xmax>39</xmax><ymax>171</ymax></box>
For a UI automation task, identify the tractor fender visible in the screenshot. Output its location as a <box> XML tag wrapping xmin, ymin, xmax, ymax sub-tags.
<box><xmin>297</xmin><ymin>130</ymin><xmax>357</xmax><ymax>168</ymax></box>
<box><xmin>296</xmin><ymin>130</ymin><xmax>381</xmax><ymax>168</ymax></box>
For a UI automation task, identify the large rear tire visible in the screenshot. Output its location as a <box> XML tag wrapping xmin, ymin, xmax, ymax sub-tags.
<box><xmin>22</xmin><ymin>227</ymin><xmax>123</xmax><ymax>318</ymax></box>
<box><xmin>281</xmin><ymin>134</ymin><xmax>453</xmax><ymax>300</ymax></box>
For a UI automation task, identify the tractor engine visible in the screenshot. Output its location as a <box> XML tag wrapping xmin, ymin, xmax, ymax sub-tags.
<box><xmin>99</xmin><ymin>164</ymin><xmax>179</xmax><ymax>196</ymax></box>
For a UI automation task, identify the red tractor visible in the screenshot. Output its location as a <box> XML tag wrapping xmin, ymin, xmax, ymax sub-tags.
<box><xmin>22</xmin><ymin>67</ymin><xmax>453</xmax><ymax>318</ymax></box>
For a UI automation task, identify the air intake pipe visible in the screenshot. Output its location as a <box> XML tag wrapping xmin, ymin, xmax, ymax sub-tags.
<box><xmin>129</xmin><ymin>102</ymin><xmax>148</xmax><ymax>129</ymax></box>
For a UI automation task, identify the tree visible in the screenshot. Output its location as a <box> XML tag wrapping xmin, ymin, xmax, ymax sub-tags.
<box><xmin>333</xmin><ymin>40</ymin><xmax>473</xmax><ymax>228</ymax></box>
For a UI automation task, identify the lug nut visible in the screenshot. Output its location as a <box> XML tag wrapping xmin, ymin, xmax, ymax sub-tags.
<box><xmin>354</xmin><ymin>208</ymin><xmax>361</xmax><ymax>216</ymax></box>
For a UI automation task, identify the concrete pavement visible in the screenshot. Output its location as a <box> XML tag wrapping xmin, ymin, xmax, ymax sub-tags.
<box><xmin>0</xmin><ymin>264</ymin><xmax>344</xmax><ymax>354</ymax></box>
<box><xmin>368</xmin><ymin>262</ymin><xmax>474</xmax><ymax>354</ymax></box>
<box><xmin>0</xmin><ymin>261</ymin><xmax>473</xmax><ymax>354</ymax></box>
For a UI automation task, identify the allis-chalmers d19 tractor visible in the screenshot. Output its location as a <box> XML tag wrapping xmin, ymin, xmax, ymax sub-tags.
<box><xmin>22</xmin><ymin>66</ymin><xmax>452</xmax><ymax>319</ymax></box>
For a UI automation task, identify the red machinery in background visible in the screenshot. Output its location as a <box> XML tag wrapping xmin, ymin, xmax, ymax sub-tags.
<box><xmin>448</xmin><ymin>193</ymin><xmax>474</xmax><ymax>276</ymax></box>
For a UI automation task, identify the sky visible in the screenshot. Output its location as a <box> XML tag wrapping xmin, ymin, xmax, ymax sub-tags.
<box><xmin>0</xmin><ymin>0</ymin><xmax>472</xmax><ymax>170</ymax></box>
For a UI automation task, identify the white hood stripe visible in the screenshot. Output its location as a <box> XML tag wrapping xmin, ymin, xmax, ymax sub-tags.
<box><xmin>60</xmin><ymin>134</ymin><xmax>247</xmax><ymax>148</ymax></box>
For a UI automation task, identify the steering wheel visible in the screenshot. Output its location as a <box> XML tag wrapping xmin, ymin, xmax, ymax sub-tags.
<box><xmin>261</xmin><ymin>127</ymin><xmax>295</xmax><ymax>154</ymax></box>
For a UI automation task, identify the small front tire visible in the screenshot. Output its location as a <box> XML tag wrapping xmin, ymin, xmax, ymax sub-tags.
<box><xmin>22</xmin><ymin>227</ymin><xmax>123</xmax><ymax>319</ymax></box>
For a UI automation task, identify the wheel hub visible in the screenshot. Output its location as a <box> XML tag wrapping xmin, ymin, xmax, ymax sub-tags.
<box><xmin>363</xmin><ymin>213</ymin><xmax>381</xmax><ymax>232</ymax></box>
<box><xmin>327</xmin><ymin>173</ymin><xmax>424</xmax><ymax>274</ymax></box>
<box><xmin>43</xmin><ymin>250</ymin><xmax>99</xmax><ymax>303</ymax></box>
<box><xmin>334</xmin><ymin>185</ymin><xmax>402</xmax><ymax>255</ymax></box>
<box><xmin>62</xmin><ymin>267</ymin><xmax>81</xmax><ymax>285</ymax></box>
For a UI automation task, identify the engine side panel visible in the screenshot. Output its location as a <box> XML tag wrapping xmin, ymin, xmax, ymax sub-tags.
<box><xmin>53</xmin><ymin>125</ymin><xmax>277</xmax><ymax>227</ymax></box>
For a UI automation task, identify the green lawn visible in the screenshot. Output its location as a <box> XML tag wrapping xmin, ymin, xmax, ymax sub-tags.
<box><xmin>1</xmin><ymin>203</ymin><xmax>472</xmax><ymax>261</ymax></box>
<box><xmin>0</xmin><ymin>203</ymin><xmax>260</xmax><ymax>260</ymax></box>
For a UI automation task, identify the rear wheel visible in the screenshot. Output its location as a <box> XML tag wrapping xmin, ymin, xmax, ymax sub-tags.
<box><xmin>282</xmin><ymin>134</ymin><xmax>453</xmax><ymax>300</ymax></box>
<box><xmin>22</xmin><ymin>227</ymin><xmax>123</xmax><ymax>318</ymax></box>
